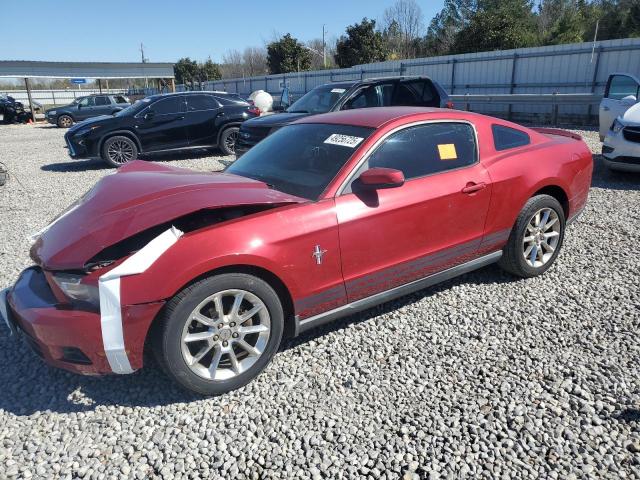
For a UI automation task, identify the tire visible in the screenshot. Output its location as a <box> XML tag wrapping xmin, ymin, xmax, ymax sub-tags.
<box><xmin>101</xmin><ymin>135</ymin><xmax>138</xmax><ymax>167</ymax></box>
<box><xmin>219</xmin><ymin>127</ymin><xmax>239</xmax><ymax>156</ymax></box>
<box><xmin>57</xmin><ymin>115</ymin><xmax>73</xmax><ymax>128</ymax></box>
<box><xmin>499</xmin><ymin>194</ymin><xmax>566</xmax><ymax>278</ymax></box>
<box><xmin>151</xmin><ymin>273</ymin><xmax>284</xmax><ymax>396</ymax></box>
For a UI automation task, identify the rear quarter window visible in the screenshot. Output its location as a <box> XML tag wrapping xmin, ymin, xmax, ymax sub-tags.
<box><xmin>492</xmin><ymin>125</ymin><xmax>530</xmax><ymax>151</ymax></box>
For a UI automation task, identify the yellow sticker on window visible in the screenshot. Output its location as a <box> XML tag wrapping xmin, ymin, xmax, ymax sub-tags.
<box><xmin>438</xmin><ymin>143</ymin><xmax>457</xmax><ymax>160</ymax></box>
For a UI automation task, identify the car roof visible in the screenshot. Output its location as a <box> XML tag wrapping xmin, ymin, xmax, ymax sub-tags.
<box><xmin>315</xmin><ymin>76</ymin><xmax>434</xmax><ymax>91</ymax></box>
<box><xmin>294</xmin><ymin>106</ymin><xmax>469</xmax><ymax>129</ymax></box>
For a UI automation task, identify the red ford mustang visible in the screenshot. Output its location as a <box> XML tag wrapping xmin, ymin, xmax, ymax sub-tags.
<box><xmin>1</xmin><ymin>107</ymin><xmax>592</xmax><ymax>395</ymax></box>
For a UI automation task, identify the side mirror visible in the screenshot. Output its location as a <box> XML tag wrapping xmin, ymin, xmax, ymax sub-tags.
<box><xmin>621</xmin><ymin>95</ymin><xmax>637</xmax><ymax>106</ymax></box>
<box><xmin>358</xmin><ymin>167</ymin><xmax>405</xmax><ymax>189</ymax></box>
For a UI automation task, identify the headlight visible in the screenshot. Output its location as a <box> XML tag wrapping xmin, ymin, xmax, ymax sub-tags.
<box><xmin>611</xmin><ymin>119</ymin><xmax>624</xmax><ymax>134</ymax></box>
<box><xmin>74</xmin><ymin>125</ymin><xmax>101</xmax><ymax>136</ymax></box>
<box><xmin>51</xmin><ymin>273</ymin><xmax>100</xmax><ymax>306</ymax></box>
<box><xmin>48</xmin><ymin>110</ymin><xmax>56</xmax><ymax>115</ymax></box>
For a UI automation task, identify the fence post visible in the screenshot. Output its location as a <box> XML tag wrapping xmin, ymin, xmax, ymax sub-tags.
<box><xmin>586</xmin><ymin>46</ymin><xmax>602</xmax><ymax>124</ymax></box>
<box><xmin>450</xmin><ymin>59</ymin><xmax>456</xmax><ymax>94</ymax></box>
<box><xmin>507</xmin><ymin>53</ymin><xmax>518</xmax><ymax>121</ymax></box>
<box><xmin>265</xmin><ymin>76</ymin><xmax>268</xmax><ymax>91</ymax></box>
<box><xmin>399</xmin><ymin>62</ymin><xmax>405</xmax><ymax>76</ymax></box>
<box><xmin>552</xmin><ymin>92</ymin><xmax>559</xmax><ymax>125</ymax></box>
<box><xmin>51</xmin><ymin>90</ymin><xmax>56</xmax><ymax>106</ymax></box>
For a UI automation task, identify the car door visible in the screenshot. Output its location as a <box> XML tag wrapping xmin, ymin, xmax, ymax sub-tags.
<box><xmin>136</xmin><ymin>95</ymin><xmax>189</xmax><ymax>152</ymax></box>
<box><xmin>600</xmin><ymin>74</ymin><xmax>640</xmax><ymax>139</ymax></box>
<box><xmin>93</xmin><ymin>95</ymin><xmax>113</xmax><ymax>116</ymax></box>
<box><xmin>76</xmin><ymin>96</ymin><xmax>95</xmax><ymax>120</ymax></box>
<box><xmin>334</xmin><ymin>121</ymin><xmax>492</xmax><ymax>302</ymax></box>
<box><xmin>185</xmin><ymin>94</ymin><xmax>223</xmax><ymax>146</ymax></box>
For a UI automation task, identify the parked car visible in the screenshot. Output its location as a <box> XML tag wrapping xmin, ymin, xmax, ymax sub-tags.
<box><xmin>235</xmin><ymin>76</ymin><xmax>453</xmax><ymax>156</ymax></box>
<box><xmin>64</xmin><ymin>91</ymin><xmax>260</xmax><ymax>167</ymax></box>
<box><xmin>46</xmin><ymin>94</ymin><xmax>131</xmax><ymax>128</ymax></box>
<box><xmin>1</xmin><ymin>107</ymin><xmax>592</xmax><ymax>395</ymax></box>
<box><xmin>602</xmin><ymin>101</ymin><xmax>640</xmax><ymax>172</ymax></box>
<box><xmin>599</xmin><ymin>73</ymin><xmax>639</xmax><ymax>141</ymax></box>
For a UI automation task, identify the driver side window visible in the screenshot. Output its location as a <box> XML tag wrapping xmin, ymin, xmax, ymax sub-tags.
<box><xmin>344</xmin><ymin>86</ymin><xmax>380</xmax><ymax>109</ymax></box>
<box><xmin>79</xmin><ymin>97</ymin><xmax>95</xmax><ymax>107</ymax></box>
<box><xmin>345</xmin><ymin>122</ymin><xmax>477</xmax><ymax>193</ymax></box>
<box><xmin>606</xmin><ymin>75</ymin><xmax>639</xmax><ymax>100</ymax></box>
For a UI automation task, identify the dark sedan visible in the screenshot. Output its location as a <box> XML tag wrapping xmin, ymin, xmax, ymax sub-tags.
<box><xmin>64</xmin><ymin>91</ymin><xmax>259</xmax><ymax>167</ymax></box>
<box><xmin>46</xmin><ymin>94</ymin><xmax>131</xmax><ymax>128</ymax></box>
<box><xmin>236</xmin><ymin>76</ymin><xmax>452</xmax><ymax>156</ymax></box>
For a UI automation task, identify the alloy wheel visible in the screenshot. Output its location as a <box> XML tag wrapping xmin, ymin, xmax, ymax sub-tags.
<box><xmin>107</xmin><ymin>139</ymin><xmax>135</xmax><ymax>165</ymax></box>
<box><xmin>59</xmin><ymin>116</ymin><xmax>72</xmax><ymax>127</ymax></box>
<box><xmin>224</xmin><ymin>131</ymin><xmax>238</xmax><ymax>153</ymax></box>
<box><xmin>180</xmin><ymin>289</ymin><xmax>271</xmax><ymax>381</ymax></box>
<box><xmin>522</xmin><ymin>207</ymin><xmax>561</xmax><ymax>268</ymax></box>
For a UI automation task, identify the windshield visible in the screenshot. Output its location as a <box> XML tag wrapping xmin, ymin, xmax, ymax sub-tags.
<box><xmin>226</xmin><ymin>123</ymin><xmax>373</xmax><ymax>200</ymax></box>
<box><xmin>286</xmin><ymin>85</ymin><xmax>350</xmax><ymax>114</ymax></box>
<box><xmin>115</xmin><ymin>97</ymin><xmax>152</xmax><ymax>117</ymax></box>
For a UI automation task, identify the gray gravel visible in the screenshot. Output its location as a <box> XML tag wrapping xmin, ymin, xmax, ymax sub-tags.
<box><xmin>1</xmin><ymin>123</ymin><xmax>639</xmax><ymax>479</ymax></box>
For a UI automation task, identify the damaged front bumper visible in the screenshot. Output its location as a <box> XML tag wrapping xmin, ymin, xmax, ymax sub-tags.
<box><xmin>2</xmin><ymin>267</ymin><xmax>164</xmax><ymax>375</ymax></box>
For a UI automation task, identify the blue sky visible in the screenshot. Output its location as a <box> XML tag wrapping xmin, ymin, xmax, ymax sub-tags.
<box><xmin>0</xmin><ymin>0</ymin><xmax>444</xmax><ymax>63</ymax></box>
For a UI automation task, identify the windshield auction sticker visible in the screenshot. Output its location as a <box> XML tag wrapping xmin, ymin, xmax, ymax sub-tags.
<box><xmin>331</xmin><ymin>88</ymin><xmax>346</xmax><ymax>93</ymax></box>
<box><xmin>324</xmin><ymin>134</ymin><xmax>364</xmax><ymax>148</ymax></box>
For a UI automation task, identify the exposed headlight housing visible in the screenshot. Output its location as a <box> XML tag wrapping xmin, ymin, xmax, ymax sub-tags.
<box><xmin>51</xmin><ymin>273</ymin><xmax>100</xmax><ymax>306</ymax></box>
<box><xmin>611</xmin><ymin>118</ymin><xmax>624</xmax><ymax>134</ymax></box>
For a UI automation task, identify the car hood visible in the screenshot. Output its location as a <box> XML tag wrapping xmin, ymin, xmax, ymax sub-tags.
<box><xmin>30</xmin><ymin>161</ymin><xmax>306</xmax><ymax>270</ymax></box>
<box><xmin>244</xmin><ymin>112</ymin><xmax>312</xmax><ymax>128</ymax></box>
<box><xmin>68</xmin><ymin>115</ymin><xmax>114</xmax><ymax>132</ymax></box>
<box><xmin>621</xmin><ymin>102</ymin><xmax>640</xmax><ymax>124</ymax></box>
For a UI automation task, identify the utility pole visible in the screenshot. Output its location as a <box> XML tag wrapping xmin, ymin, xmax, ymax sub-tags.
<box><xmin>322</xmin><ymin>24</ymin><xmax>327</xmax><ymax>69</ymax></box>
<box><xmin>140</xmin><ymin>42</ymin><xmax>148</xmax><ymax>63</ymax></box>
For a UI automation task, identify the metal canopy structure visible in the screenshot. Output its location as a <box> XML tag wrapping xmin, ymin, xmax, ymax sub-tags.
<box><xmin>0</xmin><ymin>61</ymin><xmax>174</xmax><ymax>79</ymax></box>
<box><xmin>0</xmin><ymin>61</ymin><xmax>175</xmax><ymax>121</ymax></box>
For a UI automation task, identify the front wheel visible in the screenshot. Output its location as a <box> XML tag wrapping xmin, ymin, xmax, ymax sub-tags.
<box><xmin>499</xmin><ymin>194</ymin><xmax>565</xmax><ymax>278</ymax></box>
<box><xmin>219</xmin><ymin>127</ymin><xmax>239</xmax><ymax>156</ymax></box>
<box><xmin>101</xmin><ymin>135</ymin><xmax>138</xmax><ymax>167</ymax></box>
<box><xmin>152</xmin><ymin>273</ymin><xmax>284</xmax><ymax>395</ymax></box>
<box><xmin>57</xmin><ymin>115</ymin><xmax>73</xmax><ymax>128</ymax></box>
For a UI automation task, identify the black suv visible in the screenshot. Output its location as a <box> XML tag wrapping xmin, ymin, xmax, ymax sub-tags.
<box><xmin>236</xmin><ymin>76</ymin><xmax>452</xmax><ymax>156</ymax></box>
<box><xmin>46</xmin><ymin>94</ymin><xmax>131</xmax><ymax>128</ymax></box>
<box><xmin>64</xmin><ymin>91</ymin><xmax>259</xmax><ymax>167</ymax></box>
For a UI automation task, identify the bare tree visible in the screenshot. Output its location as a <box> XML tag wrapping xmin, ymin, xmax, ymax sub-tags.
<box><xmin>221</xmin><ymin>49</ymin><xmax>244</xmax><ymax>78</ymax></box>
<box><xmin>382</xmin><ymin>0</ymin><xmax>424</xmax><ymax>59</ymax></box>
<box><xmin>242</xmin><ymin>47</ymin><xmax>268</xmax><ymax>76</ymax></box>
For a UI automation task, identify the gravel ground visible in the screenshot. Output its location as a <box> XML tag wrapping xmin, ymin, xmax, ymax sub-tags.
<box><xmin>0</xmin><ymin>123</ymin><xmax>639</xmax><ymax>479</ymax></box>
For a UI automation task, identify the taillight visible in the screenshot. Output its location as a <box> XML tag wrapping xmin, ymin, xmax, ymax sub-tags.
<box><xmin>248</xmin><ymin>106</ymin><xmax>261</xmax><ymax>116</ymax></box>
<box><xmin>445</xmin><ymin>100</ymin><xmax>454</xmax><ymax>109</ymax></box>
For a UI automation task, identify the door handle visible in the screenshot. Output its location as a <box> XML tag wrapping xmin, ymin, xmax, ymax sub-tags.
<box><xmin>461</xmin><ymin>182</ymin><xmax>486</xmax><ymax>194</ymax></box>
<box><xmin>176</xmin><ymin>115</ymin><xmax>185</xmax><ymax>120</ymax></box>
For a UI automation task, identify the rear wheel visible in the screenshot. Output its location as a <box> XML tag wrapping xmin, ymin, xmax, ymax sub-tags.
<box><xmin>152</xmin><ymin>273</ymin><xmax>284</xmax><ymax>395</ymax></box>
<box><xmin>101</xmin><ymin>135</ymin><xmax>138</xmax><ymax>167</ymax></box>
<box><xmin>219</xmin><ymin>127</ymin><xmax>239</xmax><ymax>156</ymax></box>
<box><xmin>57</xmin><ymin>115</ymin><xmax>73</xmax><ymax>128</ymax></box>
<box><xmin>499</xmin><ymin>194</ymin><xmax>565</xmax><ymax>278</ymax></box>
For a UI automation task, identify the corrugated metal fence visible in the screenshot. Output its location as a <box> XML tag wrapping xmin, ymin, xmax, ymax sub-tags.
<box><xmin>181</xmin><ymin>38</ymin><xmax>640</xmax><ymax>124</ymax></box>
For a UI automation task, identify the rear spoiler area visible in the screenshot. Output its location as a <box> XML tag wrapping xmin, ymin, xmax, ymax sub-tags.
<box><xmin>532</xmin><ymin>127</ymin><xmax>583</xmax><ymax>141</ymax></box>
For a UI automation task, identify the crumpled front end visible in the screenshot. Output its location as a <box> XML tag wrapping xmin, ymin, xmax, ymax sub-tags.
<box><xmin>2</xmin><ymin>267</ymin><xmax>164</xmax><ymax>375</ymax></box>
